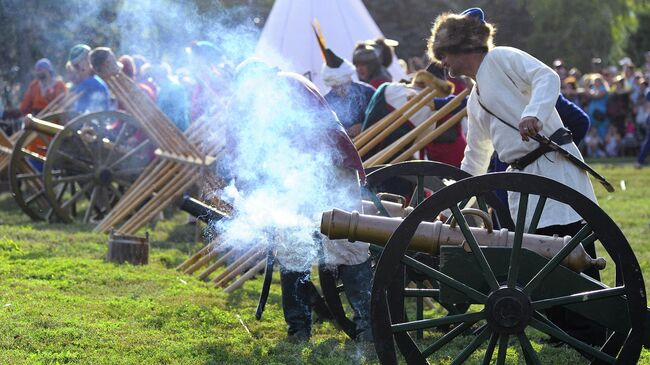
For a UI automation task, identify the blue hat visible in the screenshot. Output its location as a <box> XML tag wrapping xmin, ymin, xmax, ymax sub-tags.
<box><xmin>460</xmin><ymin>7</ymin><xmax>485</xmax><ymax>24</ymax></box>
<box><xmin>34</xmin><ymin>58</ymin><xmax>54</xmax><ymax>75</ymax></box>
<box><xmin>68</xmin><ymin>44</ymin><xmax>91</xmax><ymax>64</ymax></box>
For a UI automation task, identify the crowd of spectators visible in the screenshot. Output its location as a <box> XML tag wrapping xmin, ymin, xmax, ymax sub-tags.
<box><xmin>0</xmin><ymin>41</ymin><xmax>232</xmax><ymax>137</ymax></box>
<box><xmin>5</xmin><ymin>44</ymin><xmax>650</xmax><ymax>165</ymax></box>
<box><xmin>405</xmin><ymin>53</ymin><xmax>650</xmax><ymax>162</ymax></box>
<box><xmin>555</xmin><ymin>55</ymin><xmax>650</xmax><ymax>161</ymax></box>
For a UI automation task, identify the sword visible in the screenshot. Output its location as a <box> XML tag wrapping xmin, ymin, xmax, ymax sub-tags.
<box><xmin>531</xmin><ymin>133</ymin><xmax>614</xmax><ymax>192</ymax></box>
<box><xmin>476</xmin><ymin>96</ymin><xmax>614</xmax><ymax>192</ymax></box>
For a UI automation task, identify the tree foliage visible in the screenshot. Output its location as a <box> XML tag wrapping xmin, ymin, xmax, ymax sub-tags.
<box><xmin>0</xmin><ymin>0</ymin><xmax>648</xmax><ymax>99</ymax></box>
<box><xmin>362</xmin><ymin>0</ymin><xmax>646</xmax><ymax>72</ymax></box>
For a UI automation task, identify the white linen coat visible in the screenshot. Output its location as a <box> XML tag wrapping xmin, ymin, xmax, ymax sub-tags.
<box><xmin>460</xmin><ymin>47</ymin><xmax>597</xmax><ymax>230</ymax></box>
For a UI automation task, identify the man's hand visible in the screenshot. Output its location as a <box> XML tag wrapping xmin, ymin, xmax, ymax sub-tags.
<box><xmin>518</xmin><ymin>116</ymin><xmax>542</xmax><ymax>141</ymax></box>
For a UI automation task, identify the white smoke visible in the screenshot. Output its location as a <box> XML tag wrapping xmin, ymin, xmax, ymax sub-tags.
<box><xmin>209</xmin><ymin>63</ymin><xmax>361</xmax><ymax>272</ymax></box>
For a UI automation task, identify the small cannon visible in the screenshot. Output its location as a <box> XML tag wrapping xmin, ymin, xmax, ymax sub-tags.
<box><xmin>318</xmin><ymin>161</ymin><xmax>514</xmax><ymax>340</ymax></box>
<box><xmin>10</xmin><ymin>112</ymin><xmax>152</xmax><ymax>223</ymax></box>
<box><xmin>321</xmin><ymin>171</ymin><xmax>648</xmax><ymax>364</ymax></box>
<box><xmin>179</xmin><ymin>195</ymin><xmax>230</xmax><ymax>224</ymax></box>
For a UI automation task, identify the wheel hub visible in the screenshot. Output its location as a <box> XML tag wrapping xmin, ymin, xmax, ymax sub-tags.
<box><xmin>485</xmin><ymin>286</ymin><xmax>532</xmax><ymax>334</ymax></box>
<box><xmin>97</xmin><ymin>168</ymin><xmax>113</xmax><ymax>185</ymax></box>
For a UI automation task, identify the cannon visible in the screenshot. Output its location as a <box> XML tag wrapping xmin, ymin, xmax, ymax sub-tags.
<box><xmin>179</xmin><ymin>195</ymin><xmax>230</xmax><ymax>224</ymax></box>
<box><xmin>320</xmin><ymin>172</ymin><xmax>647</xmax><ymax>364</ymax></box>
<box><xmin>318</xmin><ymin>161</ymin><xmax>514</xmax><ymax>340</ymax></box>
<box><xmin>9</xmin><ymin>112</ymin><xmax>152</xmax><ymax>223</ymax></box>
<box><xmin>8</xmin><ymin>111</ymin><xmax>78</xmax><ymax>220</ymax></box>
<box><xmin>175</xmin><ymin>191</ymin><xmax>416</xmax><ymax>324</ymax></box>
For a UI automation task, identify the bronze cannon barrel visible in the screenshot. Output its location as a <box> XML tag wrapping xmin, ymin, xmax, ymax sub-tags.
<box><xmin>321</xmin><ymin>208</ymin><xmax>606</xmax><ymax>273</ymax></box>
<box><xmin>24</xmin><ymin>114</ymin><xmax>64</xmax><ymax>136</ymax></box>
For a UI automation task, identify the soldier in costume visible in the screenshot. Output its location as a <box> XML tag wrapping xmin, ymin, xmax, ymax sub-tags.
<box><xmin>429</xmin><ymin>7</ymin><xmax>605</xmax><ymax>346</ymax></box>
<box><xmin>227</xmin><ymin>59</ymin><xmax>373</xmax><ymax>341</ymax></box>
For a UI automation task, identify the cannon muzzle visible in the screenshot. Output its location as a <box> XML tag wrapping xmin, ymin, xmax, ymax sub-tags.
<box><xmin>321</xmin><ymin>208</ymin><xmax>606</xmax><ymax>273</ymax></box>
<box><xmin>180</xmin><ymin>196</ymin><xmax>230</xmax><ymax>224</ymax></box>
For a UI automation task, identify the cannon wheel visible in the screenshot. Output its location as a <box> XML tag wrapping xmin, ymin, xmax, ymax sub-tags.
<box><xmin>318</xmin><ymin>161</ymin><xmax>514</xmax><ymax>339</ymax></box>
<box><xmin>371</xmin><ymin>172</ymin><xmax>646</xmax><ymax>364</ymax></box>
<box><xmin>8</xmin><ymin>111</ymin><xmax>78</xmax><ymax>221</ymax></box>
<box><xmin>42</xmin><ymin>111</ymin><xmax>152</xmax><ymax>223</ymax></box>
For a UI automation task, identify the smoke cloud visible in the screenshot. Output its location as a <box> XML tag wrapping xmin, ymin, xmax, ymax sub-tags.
<box><xmin>208</xmin><ymin>64</ymin><xmax>361</xmax><ymax>272</ymax></box>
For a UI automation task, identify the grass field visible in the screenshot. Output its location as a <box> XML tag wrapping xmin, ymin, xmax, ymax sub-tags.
<box><xmin>0</xmin><ymin>160</ymin><xmax>649</xmax><ymax>364</ymax></box>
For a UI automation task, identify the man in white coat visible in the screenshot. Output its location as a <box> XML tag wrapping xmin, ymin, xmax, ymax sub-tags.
<box><xmin>427</xmin><ymin>7</ymin><xmax>606</xmax><ymax>347</ymax></box>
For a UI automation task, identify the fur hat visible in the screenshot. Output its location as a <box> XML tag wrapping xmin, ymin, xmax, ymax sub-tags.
<box><xmin>427</xmin><ymin>8</ymin><xmax>496</xmax><ymax>63</ymax></box>
<box><xmin>352</xmin><ymin>44</ymin><xmax>380</xmax><ymax>66</ymax></box>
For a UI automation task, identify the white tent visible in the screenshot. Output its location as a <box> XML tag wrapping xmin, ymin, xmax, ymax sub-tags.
<box><xmin>255</xmin><ymin>0</ymin><xmax>407</xmax><ymax>93</ymax></box>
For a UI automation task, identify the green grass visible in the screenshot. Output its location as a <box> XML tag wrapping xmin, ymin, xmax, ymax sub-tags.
<box><xmin>0</xmin><ymin>160</ymin><xmax>649</xmax><ymax>364</ymax></box>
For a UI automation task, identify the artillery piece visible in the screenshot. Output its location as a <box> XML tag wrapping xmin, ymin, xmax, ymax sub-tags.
<box><xmin>321</xmin><ymin>172</ymin><xmax>647</xmax><ymax>364</ymax></box>
<box><xmin>9</xmin><ymin>112</ymin><xmax>152</xmax><ymax>223</ymax></box>
<box><xmin>319</xmin><ymin>161</ymin><xmax>514</xmax><ymax>340</ymax></box>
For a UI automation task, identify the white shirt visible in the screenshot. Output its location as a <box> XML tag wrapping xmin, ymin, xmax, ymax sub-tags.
<box><xmin>461</xmin><ymin>47</ymin><xmax>597</xmax><ymax>229</ymax></box>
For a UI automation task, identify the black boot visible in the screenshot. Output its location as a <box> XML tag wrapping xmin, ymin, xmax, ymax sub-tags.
<box><xmin>339</xmin><ymin>259</ymin><xmax>373</xmax><ymax>341</ymax></box>
<box><xmin>280</xmin><ymin>270</ymin><xmax>312</xmax><ymax>340</ymax></box>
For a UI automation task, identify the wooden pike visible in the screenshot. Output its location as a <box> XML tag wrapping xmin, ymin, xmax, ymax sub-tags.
<box><xmin>198</xmin><ymin>249</ymin><xmax>238</xmax><ymax>280</ymax></box>
<box><xmin>184</xmin><ymin>248</ymin><xmax>220</xmax><ymax>275</ymax></box>
<box><xmin>388</xmin><ymin>108</ymin><xmax>468</xmax><ymax>164</ymax></box>
<box><xmin>118</xmin><ymin>166</ymin><xmax>199</xmax><ymax>234</ymax></box>
<box><xmin>90</xmin><ymin>47</ymin><xmax>234</xmax><ymax>234</ymax></box>
<box><xmin>176</xmin><ymin>240</ymin><xmax>218</xmax><ymax>271</ymax></box>
<box><xmin>93</xmin><ymin>159</ymin><xmax>172</xmax><ymax>232</ymax></box>
<box><xmin>354</xmin><ymin>86</ymin><xmax>433</xmax><ymax>149</ymax></box>
<box><xmin>108</xmin><ymin>78</ymin><xmax>173</xmax><ymax>150</ymax></box>
<box><xmin>363</xmin><ymin>87</ymin><xmax>471</xmax><ymax>168</ymax></box>
<box><xmin>213</xmin><ymin>249</ymin><xmax>265</xmax><ymax>288</ymax></box>
<box><xmin>108</xmin><ymin>75</ymin><xmax>193</xmax><ymax>156</ymax></box>
<box><xmin>154</xmin><ymin>149</ymin><xmax>216</xmax><ymax>167</ymax></box>
<box><xmin>122</xmin><ymin>173</ymin><xmax>199</xmax><ymax>232</ymax></box>
<box><xmin>223</xmin><ymin>259</ymin><xmax>266</xmax><ymax>293</ymax></box>
<box><xmin>357</xmin><ymin>88</ymin><xmax>437</xmax><ymax>157</ymax></box>
<box><xmin>209</xmin><ymin>246</ymin><xmax>263</xmax><ymax>285</ymax></box>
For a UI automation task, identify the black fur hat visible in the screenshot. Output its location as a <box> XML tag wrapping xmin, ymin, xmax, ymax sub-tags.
<box><xmin>427</xmin><ymin>8</ymin><xmax>496</xmax><ymax>63</ymax></box>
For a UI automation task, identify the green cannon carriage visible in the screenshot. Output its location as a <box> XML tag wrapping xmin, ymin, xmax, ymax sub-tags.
<box><xmin>320</xmin><ymin>168</ymin><xmax>648</xmax><ymax>364</ymax></box>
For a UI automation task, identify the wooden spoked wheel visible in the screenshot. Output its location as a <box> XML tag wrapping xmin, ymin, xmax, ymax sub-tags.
<box><xmin>8</xmin><ymin>112</ymin><xmax>78</xmax><ymax>221</ymax></box>
<box><xmin>371</xmin><ymin>172</ymin><xmax>645</xmax><ymax>364</ymax></box>
<box><xmin>42</xmin><ymin>111</ymin><xmax>152</xmax><ymax>223</ymax></box>
<box><xmin>319</xmin><ymin>161</ymin><xmax>514</xmax><ymax>339</ymax></box>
